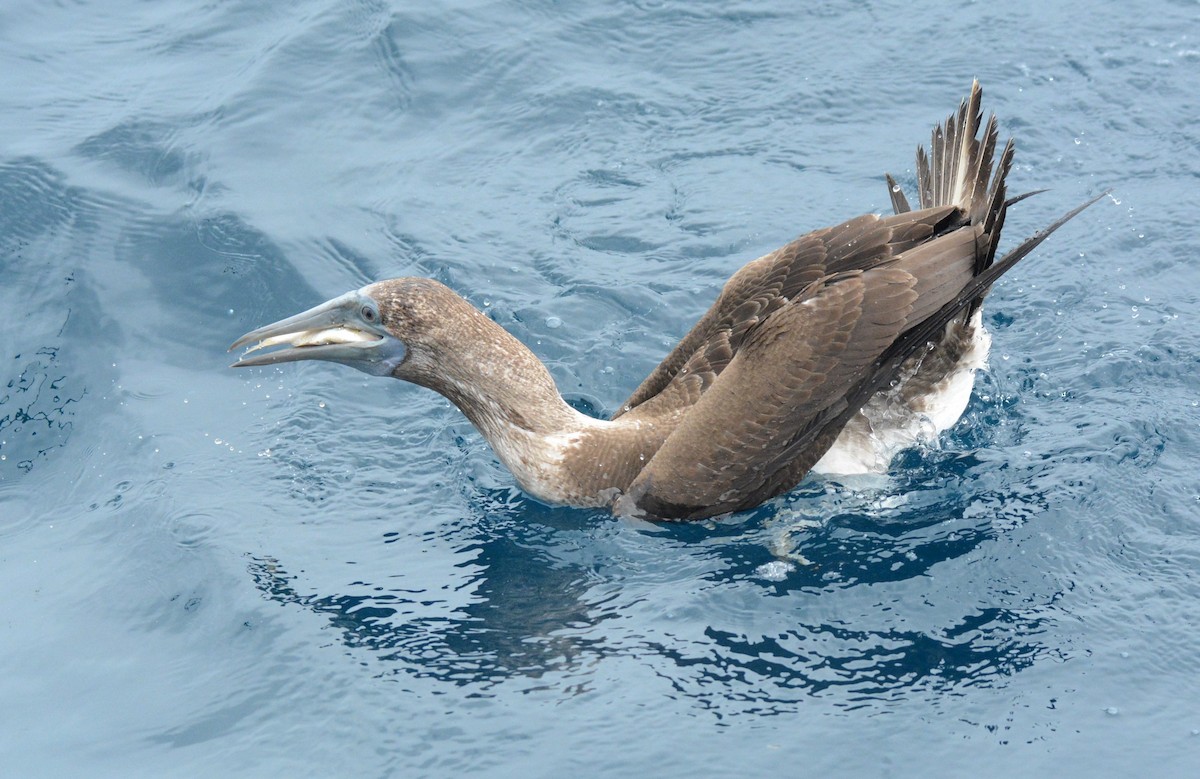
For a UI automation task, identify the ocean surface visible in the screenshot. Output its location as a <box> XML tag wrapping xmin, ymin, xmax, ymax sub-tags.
<box><xmin>2</xmin><ymin>1</ymin><xmax>1198</xmax><ymax>776</ymax></box>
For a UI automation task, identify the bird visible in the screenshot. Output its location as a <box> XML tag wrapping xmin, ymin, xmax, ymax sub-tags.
<box><xmin>230</xmin><ymin>82</ymin><xmax>1103</xmax><ymax>520</ymax></box>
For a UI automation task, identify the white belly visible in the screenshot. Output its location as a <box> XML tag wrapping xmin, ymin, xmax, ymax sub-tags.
<box><xmin>813</xmin><ymin>311</ymin><xmax>991</xmax><ymax>475</ymax></box>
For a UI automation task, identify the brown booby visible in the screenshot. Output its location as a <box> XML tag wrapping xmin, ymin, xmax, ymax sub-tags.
<box><xmin>231</xmin><ymin>82</ymin><xmax>1104</xmax><ymax>520</ymax></box>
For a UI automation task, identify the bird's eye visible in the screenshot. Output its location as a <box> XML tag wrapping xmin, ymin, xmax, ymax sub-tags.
<box><xmin>361</xmin><ymin>305</ymin><xmax>378</xmax><ymax>322</ymax></box>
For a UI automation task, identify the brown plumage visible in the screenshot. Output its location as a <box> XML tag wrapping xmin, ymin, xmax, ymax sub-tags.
<box><xmin>230</xmin><ymin>82</ymin><xmax>1105</xmax><ymax>520</ymax></box>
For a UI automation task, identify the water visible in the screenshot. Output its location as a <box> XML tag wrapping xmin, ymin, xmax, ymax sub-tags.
<box><xmin>2</xmin><ymin>0</ymin><xmax>1198</xmax><ymax>776</ymax></box>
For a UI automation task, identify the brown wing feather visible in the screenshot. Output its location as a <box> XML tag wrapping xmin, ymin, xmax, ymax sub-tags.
<box><xmin>619</xmin><ymin>267</ymin><xmax>922</xmax><ymax>519</ymax></box>
<box><xmin>615</xmin><ymin>206</ymin><xmax>959</xmax><ymax>422</ymax></box>
<box><xmin>613</xmin><ymin>231</ymin><xmax>830</xmax><ymax>416</ymax></box>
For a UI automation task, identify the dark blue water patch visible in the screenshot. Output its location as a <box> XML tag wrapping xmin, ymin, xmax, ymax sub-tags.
<box><xmin>659</xmin><ymin>609</ymin><xmax>1056</xmax><ymax>712</ymax></box>
<box><xmin>0</xmin><ymin>160</ymin><xmax>119</xmax><ymax>480</ymax></box>
<box><xmin>248</xmin><ymin>539</ymin><xmax>615</xmax><ymax>691</ymax></box>
<box><xmin>73</xmin><ymin>119</ymin><xmax>200</xmax><ymax>188</ymax></box>
<box><xmin>0</xmin><ymin>344</ymin><xmax>84</xmax><ymax>475</ymax></box>
<box><xmin>244</xmin><ymin>541</ymin><xmax>1065</xmax><ymax>720</ymax></box>
<box><xmin>563</xmin><ymin>392</ymin><xmax>605</xmax><ymax>419</ymax></box>
<box><xmin>115</xmin><ymin>210</ymin><xmax>319</xmax><ymax>363</ymax></box>
<box><xmin>370</xmin><ymin>18</ymin><xmax>416</xmax><ymax>111</ymax></box>
<box><xmin>0</xmin><ymin>158</ymin><xmax>94</xmax><ymax>241</ymax></box>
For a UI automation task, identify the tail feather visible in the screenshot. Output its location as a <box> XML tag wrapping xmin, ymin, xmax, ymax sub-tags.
<box><xmin>889</xmin><ymin>81</ymin><xmax>1005</xmax><ymax>255</ymax></box>
<box><xmin>887</xmin><ymin>81</ymin><xmax>1015</xmax><ymax>307</ymax></box>
<box><xmin>939</xmin><ymin>80</ymin><xmax>985</xmax><ymax>213</ymax></box>
<box><xmin>885</xmin><ymin>173</ymin><xmax>911</xmax><ymax>214</ymax></box>
<box><xmin>882</xmin><ymin>81</ymin><xmax>1107</xmax><ymax>333</ymax></box>
<box><xmin>979</xmin><ymin>138</ymin><xmax>1014</xmax><ymax>271</ymax></box>
<box><xmin>876</xmin><ymin>81</ymin><xmax>1110</xmax><ymax>379</ymax></box>
<box><xmin>1005</xmin><ymin>188</ymin><xmax>1049</xmax><ymax>208</ymax></box>
<box><xmin>848</xmin><ymin>188</ymin><xmax>1110</xmax><ymax>433</ymax></box>
<box><xmin>968</xmin><ymin>115</ymin><xmax>1000</xmax><ymax>225</ymax></box>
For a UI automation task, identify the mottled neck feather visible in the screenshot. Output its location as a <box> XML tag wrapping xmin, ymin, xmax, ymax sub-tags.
<box><xmin>401</xmin><ymin>296</ymin><xmax>661</xmax><ymax>506</ymax></box>
<box><xmin>411</xmin><ymin>302</ymin><xmax>581</xmax><ymax>434</ymax></box>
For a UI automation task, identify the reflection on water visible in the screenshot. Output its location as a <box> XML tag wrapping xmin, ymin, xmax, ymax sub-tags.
<box><xmin>660</xmin><ymin>608</ymin><xmax>1057</xmax><ymax>713</ymax></box>
<box><xmin>248</xmin><ymin>455</ymin><xmax>1064</xmax><ymax>714</ymax></box>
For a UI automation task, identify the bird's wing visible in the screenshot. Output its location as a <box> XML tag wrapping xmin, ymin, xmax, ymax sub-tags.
<box><xmin>615</xmin><ymin>206</ymin><xmax>959</xmax><ymax>424</ymax></box>
<box><xmin>619</xmin><ymin>223</ymin><xmax>982</xmax><ymax>520</ymax></box>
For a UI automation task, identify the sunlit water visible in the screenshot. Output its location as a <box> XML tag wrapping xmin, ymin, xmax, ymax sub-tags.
<box><xmin>2</xmin><ymin>1</ymin><xmax>1198</xmax><ymax>776</ymax></box>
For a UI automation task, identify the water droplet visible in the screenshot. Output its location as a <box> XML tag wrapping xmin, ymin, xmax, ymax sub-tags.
<box><xmin>1105</xmin><ymin>706</ymin><xmax>1120</xmax><ymax>716</ymax></box>
<box><xmin>891</xmin><ymin>184</ymin><xmax>901</xmax><ymax>193</ymax></box>
<box><xmin>545</xmin><ymin>316</ymin><xmax>562</xmax><ymax>329</ymax></box>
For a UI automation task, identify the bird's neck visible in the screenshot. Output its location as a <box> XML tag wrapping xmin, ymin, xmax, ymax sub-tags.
<box><xmin>412</xmin><ymin>304</ymin><xmax>573</xmax><ymax>427</ymax></box>
<box><xmin>407</xmin><ymin>305</ymin><xmax>654</xmax><ymax>505</ymax></box>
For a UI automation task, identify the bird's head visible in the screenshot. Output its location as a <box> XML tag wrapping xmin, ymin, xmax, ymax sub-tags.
<box><xmin>229</xmin><ymin>277</ymin><xmax>464</xmax><ymax>379</ymax></box>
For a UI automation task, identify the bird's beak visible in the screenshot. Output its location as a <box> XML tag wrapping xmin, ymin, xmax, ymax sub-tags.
<box><xmin>228</xmin><ymin>290</ymin><xmax>406</xmax><ymax>376</ymax></box>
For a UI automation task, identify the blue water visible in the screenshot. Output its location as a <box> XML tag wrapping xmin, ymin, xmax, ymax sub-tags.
<box><xmin>3</xmin><ymin>0</ymin><xmax>1198</xmax><ymax>776</ymax></box>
